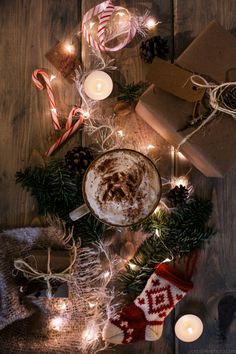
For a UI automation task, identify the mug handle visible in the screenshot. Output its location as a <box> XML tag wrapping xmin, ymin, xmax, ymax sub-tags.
<box><xmin>69</xmin><ymin>204</ymin><xmax>90</xmax><ymax>221</ymax></box>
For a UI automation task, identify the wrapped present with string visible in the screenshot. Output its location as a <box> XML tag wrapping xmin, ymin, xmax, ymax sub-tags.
<box><xmin>14</xmin><ymin>247</ymin><xmax>77</xmax><ymax>298</ymax></box>
<box><xmin>136</xmin><ymin>21</ymin><xmax>236</xmax><ymax>177</ymax></box>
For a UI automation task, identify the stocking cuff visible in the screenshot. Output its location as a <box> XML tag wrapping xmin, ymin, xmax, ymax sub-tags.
<box><xmin>155</xmin><ymin>264</ymin><xmax>193</xmax><ymax>292</ymax></box>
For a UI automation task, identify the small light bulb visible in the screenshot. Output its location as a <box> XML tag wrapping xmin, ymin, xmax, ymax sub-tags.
<box><xmin>89</xmin><ymin>302</ymin><xmax>96</xmax><ymax>309</ymax></box>
<box><xmin>154</xmin><ymin>206</ymin><xmax>161</xmax><ymax>213</ymax></box>
<box><xmin>155</xmin><ymin>229</ymin><xmax>160</xmax><ymax>237</ymax></box>
<box><xmin>103</xmin><ymin>271</ymin><xmax>110</xmax><ymax>279</ymax></box>
<box><xmin>50</xmin><ymin>74</ymin><xmax>56</xmax><ymax>82</ymax></box>
<box><xmin>64</xmin><ymin>43</ymin><xmax>75</xmax><ymax>54</ymax></box>
<box><xmin>82</xmin><ymin>323</ymin><xmax>98</xmax><ymax>342</ymax></box>
<box><xmin>146</xmin><ymin>17</ymin><xmax>158</xmax><ymax>30</ymax></box>
<box><xmin>147</xmin><ymin>144</ymin><xmax>155</xmax><ymax>150</ymax></box>
<box><xmin>58</xmin><ymin>302</ymin><xmax>67</xmax><ymax>311</ymax></box>
<box><xmin>177</xmin><ymin>151</ymin><xmax>186</xmax><ymax>160</ymax></box>
<box><xmin>163</xmin><ymin>257</ymin><xmax>172</xmax><ymax>263</ymax></box>
<box><xmin>50</xmin><ymin>316</ymin><xmax>64</xmax><ymax>331</ymax></box>
<box><xmin>89</xmin><ymin>21</ymin><xmax>95</xmax><ymax>29</ymax></box>
<box><xmin>117</xmin><ymin>11</ymin><xmax>125</xmax><ymax>17</ymax></box>
<box><xmin>50</xmin><ymin>108</ymin><xmax>57</xmax><ymax>114</ymax></box>
<box><xmin>83</xmin><ymin>111</ymin><xmax>90</xmax><ymax>119</ymax></box>
<box><xmin>117</xmin><ymin>130</ymin><xmax>124</xmax><ymax>137</ymax></box>
<box><xmin>129</xmin><ymin>262</ymin><xmax>137</xmax><ymax>270</ymax></box>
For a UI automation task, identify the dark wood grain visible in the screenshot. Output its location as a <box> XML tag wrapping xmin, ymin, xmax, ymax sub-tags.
<box><xmin>174</xmin><ymin>1</ymin><xmax>236</xmax><ymax>353</ymax></box>
<box><xmin>0</xmin><ymin>0</ymin><xmax>80</xmax><ymax>228</ymax></box>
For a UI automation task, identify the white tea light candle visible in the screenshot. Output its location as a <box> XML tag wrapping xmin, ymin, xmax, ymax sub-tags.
<box><xmin>84</xmin><ymin>70</ymin><xmax>113</xmax><ymax>100</ymax></box>
<box><xmin>175</xmin><ymin>314</ymin><xmax>203</xmax><ymax>342</ymax></box>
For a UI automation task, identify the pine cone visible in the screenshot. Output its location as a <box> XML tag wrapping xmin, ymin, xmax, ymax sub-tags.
<box><xmin>140</xmin><ymin>36</ymin><xmax>169</xmax><ymax>64</ymax></box>
<box><xmin>65</xmin><ymin>146</ymin><xmax>94</xmax><ymax>176</ymax></box>
<box><xmin>221</xmin><ymin>86</ymin><xmax>236</xmax><ymax>109</ymax></box>
<box><xmin>166</xmin><ymin>185</ymin><xmax>189</xmax><ymax>207</ymax></box>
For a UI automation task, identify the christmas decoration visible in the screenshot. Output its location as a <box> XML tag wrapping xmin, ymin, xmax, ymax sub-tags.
<box><xmin>14</xmin><ymin>246</ymin><xmax>77</xmax><ymax>298</ymax></box>
<box><xmin>6</xmin><ymin>4</ymin><xmax>219</xmax><ymax>353</ymax></box>
<box><xmin>45</xmin><ymin>33</ymin><xmax>81</xmax><ymax>83</ymax></box>
<box><xmin>103</xmin><ymin>263</ymin><xmax>193</xmax><ymax>344</ymax></box>
<box><xmin>64</xmin><ymin>146</ymin><xmax>94</xmax><ymax>176</ymax></box>
<box><xmin>83</xmin><ymin>70</ymin><xmax>113</xmax><ymax>100</ymax></box>
<box><xmin>114</xmin><ymin>82</ymin><xmax>148</xmax><ymax>116</ymax></box>
<box><xmin>82</xmin><ymin>1</ymin><xmax>154</xmax><ymax>52</ymax></box>
<box><xmin>32</xmin><ymin>69</ymin><xmax>85</xmax><ymax>156</ymax></box>
<box><xmin>175</xmin><ymin>314</ymin><xmax>204</xmax><ymax>342</ymax></box>
<box><xmin>165</xmin><ymin>184</ymin><xmax>189</xmax><ymax>207</ymax></box>
<box><xmin>136</xmin><ymin>21</ymin><xmax>236</xmax><ymax>177</ymax></box>
<box><xmin>140</xmin><ymin>36</ymin><xmax>169</xmax><ymax>63</ymax></box>
<box><xmin>32</xmin><ymin>69</ymin><xmax>61</xmax><ymax>130</ymax></box>
<box><xmin>121</xmin><ymin>198</ymin><xmax>213</xmax><ymax>296</ymax></box>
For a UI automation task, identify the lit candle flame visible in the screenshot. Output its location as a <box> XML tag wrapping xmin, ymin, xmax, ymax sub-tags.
<box><xmin>187</xmin><ymin>326</ymin><xmax>193</xmax><ymax>334</ymax></box>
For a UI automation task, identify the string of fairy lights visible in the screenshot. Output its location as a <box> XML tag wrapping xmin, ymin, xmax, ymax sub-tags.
<box><xmin>31</xmin><ymin>2</ymin><xmax>193</xmax><ymax>349</ymax></box>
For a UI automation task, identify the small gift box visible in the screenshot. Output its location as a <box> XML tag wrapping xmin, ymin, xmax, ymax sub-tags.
<box><xmin>136</xmin><ymin>21</ymin><xmax>236</xmax><ymax>177</ymax></box>
<box><xmin>15</xmin><ymin>249</ymin><xmax>73</xmax><ymax>298</ymax></box>
<box><xmin>45</xmin><ymin>32</ymin><xmax>81</xmax><ymax>83</ymax></box>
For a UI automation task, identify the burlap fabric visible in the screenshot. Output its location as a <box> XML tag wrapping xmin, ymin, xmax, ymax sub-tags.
<box><xmin>0</xmin><ymin>226</ymin><xmax>87</xmax><ymax>354</ymax></box>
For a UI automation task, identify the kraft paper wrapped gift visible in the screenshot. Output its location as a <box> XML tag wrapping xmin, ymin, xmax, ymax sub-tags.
<box><xmin>15</xmin><ymin>249</ymin><xmax>72</xmax><ymax>298</ymax></box>
<box><xmin>136</xmin><ymin>21</ymin><xmax>236</xmax><ymax>177</ymax></box>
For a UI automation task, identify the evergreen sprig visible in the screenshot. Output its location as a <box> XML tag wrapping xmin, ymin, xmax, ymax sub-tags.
<box><xmin>117</xmin><ymin>81</ymin><xmax>148</xmax><ymax>103</ymax></box>
<box><xmin>15</xmin><ymin>160</ymin><xmax>106</xmax><ymax>244</ymax></box>
<box><xmin>120</xmin><ymin>198</ymin><xmax>214</xmax><ymax>297</ymax></box>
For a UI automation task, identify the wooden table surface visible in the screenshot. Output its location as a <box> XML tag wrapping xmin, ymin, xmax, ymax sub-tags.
<box><xmin>1</xmin><ymin>0</ymin><xmax>236</xmax><ymax>353</ymax></box>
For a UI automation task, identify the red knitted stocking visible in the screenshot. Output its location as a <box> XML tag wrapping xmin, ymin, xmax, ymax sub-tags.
<box><xmin>103</xmin><ymin>263</ymin><xmax>193</xmax><ymax>344</ymax></box>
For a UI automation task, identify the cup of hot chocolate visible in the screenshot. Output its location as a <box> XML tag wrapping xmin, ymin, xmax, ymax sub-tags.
<box><xmin>69</xmin><ymin>149</ymin><xmax>162</xmax><ymax>227</ymax></box>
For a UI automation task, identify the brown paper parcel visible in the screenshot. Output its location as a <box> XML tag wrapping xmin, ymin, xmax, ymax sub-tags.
<box><xmin>136</xmin><ymin>21</ymin><xmax>236</xmax><ymax>177</ymax></box>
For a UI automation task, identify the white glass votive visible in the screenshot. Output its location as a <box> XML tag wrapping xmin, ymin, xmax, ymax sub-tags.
<box><xmin>175</xmin><ymin>314</ymin><xmax>203</xmax><ymax>342</ymax></box>
<box><xmin>84</xmin><ymin>70</ymin><xmax>113</xmax><ymax>100</ymax></box>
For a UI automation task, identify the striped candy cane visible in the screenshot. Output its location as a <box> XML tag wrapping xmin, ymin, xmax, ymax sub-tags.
<box><xmin>32</xmin><ymin>69</ymin><xmax>61</xmax><ymax>130</ymax></box>
<box><xmin>82</xmin><ymin>1</ymin><xmax>136</xmax><ymax>52</ymax></box>
<box><xmin>45</xmin><ymin>107</ymin><xmax>84</xmax><ymax>157</ymax></box>
<box><xmin>32</xmin><ymin>68</ymin><xmax>84</xmax><ymax>156</ymax></box>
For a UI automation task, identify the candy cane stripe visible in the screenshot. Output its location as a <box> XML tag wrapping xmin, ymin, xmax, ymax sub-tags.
<box><xmin>32</xmin><ymin>69</ymin><xmax>61</xmax><ymax>130</ymax></box>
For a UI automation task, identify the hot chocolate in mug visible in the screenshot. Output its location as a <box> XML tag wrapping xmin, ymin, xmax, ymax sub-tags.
<box><xmin>69</xmin><ymin>149</ymin><xmax>162</xmax><ymax>227</ymax></box>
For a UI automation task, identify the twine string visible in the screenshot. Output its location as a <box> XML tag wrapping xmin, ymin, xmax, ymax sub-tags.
<box><xmin>177</xmin><ymin>75</ymin><xmax>236</xmax><ymax>151</ymax></box>
<box><xmin>14</xmin><ymin>242</ymin><xmax>78</xmax><ymax>298</ymax></box>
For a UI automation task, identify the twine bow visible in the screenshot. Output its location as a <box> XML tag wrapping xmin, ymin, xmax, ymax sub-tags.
<box><xmin>177</xmin><ymin>75</ymin><xmax>236</xmax><ymax>151</ymax></box>
<box><xmin>14</xmin><ymin>243</ymin><xmax>77</xmax><ymax>298</ymax></box>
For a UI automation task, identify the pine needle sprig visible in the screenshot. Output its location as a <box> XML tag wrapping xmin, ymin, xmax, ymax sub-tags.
<box><xmin>119</xmin><ymin>198</ymin><xmax>214</xmax><ymax>297</ymax></box>
<box><xmin>117</xmin><ymin>81</ymin><xmax>148</xmax><ymax>103</ymax></box>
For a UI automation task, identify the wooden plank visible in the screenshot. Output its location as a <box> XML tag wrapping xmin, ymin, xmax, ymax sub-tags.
<box><xmin>174</xmin><ymin>1</ymin><xmax>236</xmax><ymax>353</ymax></box>
<box><xmin>81</xmin><ymin>1</ymin><xmax>174</xmax><ymax>353</ymax></box>
<box><xmin>0</xmin><ymin>0</ymin><xmax>80</xmax><ymax>228</ymax></box>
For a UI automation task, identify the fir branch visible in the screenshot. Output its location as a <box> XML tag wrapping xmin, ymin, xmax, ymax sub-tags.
<box><xmin>119</xmin><ymin>198</ymin><xmax>214</xmax><ymax>297</ymax></box>
<box><xmin>117</xmin><ymin>81</ymin><xmax>148</xmax><ymax>103</ymax></box>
